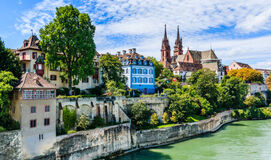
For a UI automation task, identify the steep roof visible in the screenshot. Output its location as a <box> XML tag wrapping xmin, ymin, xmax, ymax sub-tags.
<box><xmin>18</xmin><ymin>35</ymin><xmax>41</xmax><ymax>51</ymax></box>
<box><xmin>16</xmin><ymin>72</ymin><xmax>56</xmax><ymax>89</ymax></box>
<box><xmin>235</xmin><ymin>61</ymin><xmax>252</xmax><ymax>69</ymax></box>
<box><xmin>187</xmin><ymin>50</ymin><xmax>201</xmax><ymax>61</ymax></box>
<box><xmin>174</xmin><ymin>62</ymin><xmax>202</xmax><ymax>72</ymax></box>
<box><xmin>201</xmin><ymin>49</ymin><xmax>218</xmax><ymax>60</ymax></box>
<box><xmin>176</xmin><ymin>54</ymin><xmax>185</xmax><ymax>62</ymax></box>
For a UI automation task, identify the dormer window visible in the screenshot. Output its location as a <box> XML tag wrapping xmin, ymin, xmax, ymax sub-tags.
<box><xmin>140</xmin><ymin>56</ymin><xmax>143</xmax><ymax>59</ymax></box>
<box><xmin>133</xmin><ymin>61</ymin><xmax>137</xmax><ymax>65</ymax></box>
<box><xmin>150</xmin><ymin>62</ymin><xmax>153</xmax><ymax>66</ymax></box>
<box><xmin>139</xmin><ymin>61</ymin><xmax>142</xmax><ymax>65</ymax></box>
<box><xmin>144</xmin><ymin>61</ymin><xmax>147</xmax><ymax>65</ymax></box>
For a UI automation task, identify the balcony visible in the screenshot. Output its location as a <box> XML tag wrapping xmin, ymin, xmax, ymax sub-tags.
<box><xmin>20</xmin><ymin>55</ymin><xmax>31</xmax><ymax>61</ymax></box>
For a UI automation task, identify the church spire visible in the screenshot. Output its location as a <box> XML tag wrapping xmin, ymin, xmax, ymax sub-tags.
<box><xmin>174</xmin><ymin>25</ymin><xmax>183</xmax><ymax>56</ymax></box>
<box><xmin>161</xmin><ymin>24</ymin><xmax>171</xmax><ymax>68</ymax></box>
<box><xmin>163</xmin><ymin>24</ymin><xmax>168</xmax><ymax>40</ymax></box>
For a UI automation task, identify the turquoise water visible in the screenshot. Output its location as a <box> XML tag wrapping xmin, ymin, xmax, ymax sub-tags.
<box><xmin>114</xmin><ymin>120</ymin><xmax>271</xmax><ymax>160</ymax></box>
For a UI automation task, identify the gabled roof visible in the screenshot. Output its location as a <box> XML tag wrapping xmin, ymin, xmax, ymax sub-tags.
<box><xmin>18</xmin><ymin>35</ymin><xmax>41</xmax><ymax>51</ymax></box>
<box><xmin>176</xmin><ymin>54</ymin><xmax>185</xmax><ymax>62</ymax></box>
<box><xmin>16</xmin><ymin>72</ymin><xmax>56</xmax><ymax>89</ymax></box>
<box><xmin>187</xmin><ymin>50</ymin><xmax>201</xmax><ymax>61</ymax></box>
<box><xmin>174</xmin><ymin>62</ymin><xmax>202</xmax><ymax>72</ymax></box>
<box><xmin>201</xmin><ymin>49</ymin><xmax>218</xmax><ymax>60</ymax></box>
<box><xmin>234</xmin><ymin>61</ymin><xmax>252</xmax><ymax>69</ymax></box>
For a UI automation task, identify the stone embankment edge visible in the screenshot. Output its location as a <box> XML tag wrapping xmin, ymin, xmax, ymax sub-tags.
<box><xmin>105</xmin><ymin>110</ymin><xmax>236</xmax><ymax>160</ymax></box>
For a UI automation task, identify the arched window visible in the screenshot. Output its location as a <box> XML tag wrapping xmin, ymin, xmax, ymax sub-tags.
<box><xmin>144</xmin><ymin>69</ymin><xmax>147</xmax><ymax>74</ymax></box>
<box><xmin>149</xmin><ymin>78</ymin><xmax>153</xmax><ymax>83</ymax></box>
<box><xmin>133</xmin><ymin>77</ymin><xmax>136</xmax><ymax>83</ymax></box>
<box><xmin>133</xmin><ymin>68</ymin><xmax>136</xmax><ymax>74</ymax></box>
<box><xmin>138</xmin><ymin>69</ymin><xmax>142</xmax><ymax>74</ymax></box>
<box><xmin>138</xmin><ymin>78</ymin><xmax>142</xmax><ymax>83</ymax></box>
<box><xmin>144</xmin><ymin>78</ymin><xmax>147</xmax><ymax>83</ymax></box>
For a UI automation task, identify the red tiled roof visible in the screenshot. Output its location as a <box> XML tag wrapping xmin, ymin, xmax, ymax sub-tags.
<box><xmin>16</xmin><ymin>72</ymin><xmax>56</xmax><ymax>89</ymax></box>
<box><xmin>235</xmin><ymin>62</ymin><xmax>252</xmax><ymax>69</ymax></box>
<box><xmin>18</xmin><ymin>35</ymin><xmax>41</xmax><ymax>51</ymax></box>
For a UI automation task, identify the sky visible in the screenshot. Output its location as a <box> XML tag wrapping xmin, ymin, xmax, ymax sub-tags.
<box><xmin>1</xmin><ymin>0</ymin><xmax>271</xmax><ymax>68</ymax></box>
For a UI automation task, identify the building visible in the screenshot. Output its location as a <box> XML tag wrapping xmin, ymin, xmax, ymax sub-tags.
<box><xmin>11</xmin><ymin>72</ymin><xmax>57</xmax><ymax>157</ymax></box>
<box><xmin>228</xmin><ymin>61</ymin><xmax>252</xmax><ymax>70</ymax></box>
<box><xmin>256</xmin><ymin>69</ymin><xmax>271</xmax><ymax>82</ymax></box>
<box><xmin>161</xmin><ymin>25</ymin><xmax>224</xmax><ymax>81</ymax></box>
<box><xmin>118</xmin><ymin>48</ymin><xmax>155</xmax><ymax>94</ymax></box>
<box><xmin>14</xmin><ymin>34</ymin><xmax>102</xmax><ymax>91</ymax></box>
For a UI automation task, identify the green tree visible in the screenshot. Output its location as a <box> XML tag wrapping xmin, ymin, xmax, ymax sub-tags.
<box><xmin>0</xmin><ymin>71</ymin><xmax>19</xmax><ymax>130</ymax></box>
<box><xmin>0</xmin><ymin>38</ymin><xmax>21</xmax><ymax>79</ymax></box>
<box><xmin>63</xmin><ymin>107</ymin><xmax>76</xmax><ymax>132</ymax></box>
<box><xmin>105</xmin><ymin>80</ymin><xmax>126</xmax><ymax>96</ymax></box>
<box><xmin>188</xmin><ymin>68</ymin><xmax>218</xmax><ymax>107</ymax></box>
<box><xmin>131</xmin><ymin>101</ymin><xmax>152</xmax><ymax>129</ymax></box>
<box><xmin>39</xmin><ymin>5</ymin><xmax>96</xmax><ymax>95</ymax></box>
<box><xmin>244</xmin><ymin>96</ymin><xmax>261</xmax><ymax>108</ymax></box>
<box><xmin>76</xmin><ymin>114</ymin><xmax>90</xmax><ymax>131</ymax></box>
<box><xmin>170</xmin><ymin>111</ymin><xmax>179</xmax><ymax>123</ymax></box>
<box><xmin>150</xmin><ymin>113</ymin><xmax>159</xmax><ymax>125</ymax></box>
<box><xmin>99</xmin><ymin>53</ymin><xmax>125</xmax><ymax>85</ymax></box>
<box><xmin>162</xmin><ymin>112</ymin><xmax>169</xmax><ymax>124</ymax></box>
<box><xmin>147</xmin><ymin>57</ymin><xmax>163</xmax><ymax>78</ymax></box>
<box><xmin>217</xmin><ymin>76</ymin><xmax>248</xmax><ymax>109</ymax></box>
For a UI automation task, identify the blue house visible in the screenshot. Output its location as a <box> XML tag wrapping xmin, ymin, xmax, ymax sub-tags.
<box><xmin>118</xmin><ymin>48</ymin><xmax>155</xmax><ymax>94</ymax></box>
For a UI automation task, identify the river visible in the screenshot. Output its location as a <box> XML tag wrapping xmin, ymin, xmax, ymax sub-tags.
<box><xmin>114</xmin><ymin>120</ymin><xmax>271</xmax><ymax>160</ymax></box>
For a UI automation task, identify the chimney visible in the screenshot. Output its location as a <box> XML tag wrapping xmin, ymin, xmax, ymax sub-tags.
<box><xmin>122</xmin><ymin>50</ymin><xmax>126</xmax><ymax>54</ymax></box>
<box><xmin>129</xmin><ymin>49</ymin><xmax>132</xmax><ymax>54</ymax></box>
<box><xmin>117</xmin><ymin>51</ymin><xmax>121</xmax><ymax>56</ymax></box>
<box><xmin>132</xmin><ymin>48</ymin><xmax>136</xmax><ymax>53</ymax></box>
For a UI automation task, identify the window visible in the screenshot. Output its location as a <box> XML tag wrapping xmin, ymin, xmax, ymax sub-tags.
<box><xmin>39</xmin><ymin>134</ymin><xmax>43</xmax><ymax>141</ymax></box>
<box><xmin>35</xmin><ymin>90</ymin><xmax>44</xmax><ymax>99</ymax></box>
<box><xmin>144</xmin><ymin>78</ymin><xmax>147</xmax><ymax>83</ymax></box>
<box><xmin>144</xmin><ymin>69</ymin><xmax>147</xmax><ymax>74</ymax></box>
<box><xmin>38</xmin><ymin>64</ymin><xmax>42</xmax><ymax>70</ymax></box>
<box><xmin>46</xmin><ymin>90</ymin><xmax>55</xmax><ymax>99</ymax></box>
<box><xmin>138</xmin><ymin>69</ymin><xmax>142</xmax><ymax>74</ymax></box>
<box><xmin>133</xmin><ymin>77</ymin><xmax>136</xmax><ymax>83</ymax></box>
<box><xmin>149</xmin><ymin>69</ymin><xmax>153</xmax><ymax>74</ymax></box>
<box><xmin>45</xmin><ymin>105</ymin><xmax>50</xmax><ymax>112</ymax></box>
<box><xmin>149</xmin><ymin>78</ymin><xmax>153</xmax><ymax>83</ymax></box>
<box><xmin>23</xmin><ymin>90</ymin><xmax>34</xmax><ymax>99</ymax></box>
<box><xmin>44</xmin><ymin>118</ymin><xmax>50</xmax><ymax>126</ymax></box>
<box><xmin>30</xmin><ymin>106</ymin><xmax>36</xmax><ymax>113</ymax></box>
<box><xmin>126</xmin><ymin>69</ymin><xmax>128</xmax><ymax>74</ymax></box>
<box><xmin>187</xmin><ymin>55</ymin><xmax>189</xmax><ymax>61</ymax></box>
<box><xmin>30</xmin><ymin>120</ymin><xmax>36</xmax><ymax>128</ymax></box>
<box><xmin>133</xmin><ymin>68</ymin><xmax>136</xmax><ymax>74</ymax></box>
<box><xmin>32</xmin><ymin>52</ymin><xmax>37</xmax><ymax>59</ymax></box>
<box><xmin>138</xmin><ymin>78</ymin><xmax>142</xmax><ymax>83</ymax></box>
<box><xmin>50</xmin><ymin>75</ymin><xmax>57</xmax><ymax>81</ymax></box>
<box><xmin>82</xmin><ymin>77</ymin><xmax>89</xmax><ymax>83</ymax></box>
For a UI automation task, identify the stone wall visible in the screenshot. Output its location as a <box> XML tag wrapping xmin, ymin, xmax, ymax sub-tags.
<box><xmin>134</xmin><ymin>110</ymin><xmax>234</xmax><ymax>148</ymax></box>
<box><xmin>0</xmin><ymin>130</ymin><xmax>22</xmax><ymax>160</ymax></box>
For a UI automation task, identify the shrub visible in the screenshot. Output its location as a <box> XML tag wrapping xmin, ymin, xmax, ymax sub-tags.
<box><xmin>244</xmin><ymin>96</ymin><xmax>261</xmax><ymax>108</ymax></box>
<box><xmin>63</xmin><ymin>107</ymin><xmax>76</xmax><ymax>132</ymax></box>
<box><xmin>170</xmin><ymin>111</ymin><xmax>179</xmax><ymax>123</ymax></box>
<box><xmin>150</xmin><ymin>113</ymin><xmax>159</xmax><ymax>125</ymax></box>
<box><xmin>131</xmin><ymin>101</ymin><xmax>152</xmax><ymax>129</ymax></box>
<box><xmin>67</xmin><ymin>130</ymin><xmax>77</xmax><ymax>134</ymax></box>
<box><xmin>91</xmin><ymin>116</ymin><xmax>106</xmax><ymax>128</ymax></box>
<box><xmin>0</xmin><ymin>126</ymin><xmax>6</xmax><ymax>132</ymax></box>
<box><xmin>162</xmin><ymin>112</ymin><xmax>169</xmax><ymax>124</ymax></box>
<box><xmin>76</xmin><ymin>114</ymin><xmax>90</xmax><ymax>131</ymax></box>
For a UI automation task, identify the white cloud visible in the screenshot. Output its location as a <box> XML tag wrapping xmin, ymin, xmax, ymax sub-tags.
<box><xmin>15</xmin><ymin>0</ymin><xmax>271</xmax><ymax>69</ymax></box>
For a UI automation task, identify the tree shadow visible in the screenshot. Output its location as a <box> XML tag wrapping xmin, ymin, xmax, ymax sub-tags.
<box><xmin>114</xmin><ymin>147</ymin><xmax>172</xmax><ymax>160</ymax></box>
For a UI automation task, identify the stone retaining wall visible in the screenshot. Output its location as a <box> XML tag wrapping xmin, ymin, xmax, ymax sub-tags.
<box><xmin>0</xmin><ymin>130</ymin><xmax>22</xmax><ymax>160</ymax></box>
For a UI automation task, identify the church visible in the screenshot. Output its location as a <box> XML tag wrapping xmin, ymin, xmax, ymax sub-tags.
<box><xmin>160</xmin><ymin>25</ymin><xmax>224</xmax><ymax>81</ymax></box>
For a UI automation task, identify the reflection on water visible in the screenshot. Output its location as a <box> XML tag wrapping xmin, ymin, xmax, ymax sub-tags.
<box><xmin>114</xmin><ymin>120</ymin><xmax>271</xmax><ymax>160</ymax></box>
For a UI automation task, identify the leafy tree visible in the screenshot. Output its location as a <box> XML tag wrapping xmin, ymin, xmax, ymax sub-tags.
<box><xmin>170</xmin><ymin>111</ymin><xmax>179</xmax><ymax>123</ymax></box>
<box><xmin>131</xmin><ymin>101</ymin><xmax>152</xmax><ymax>129</ymax></box>
<box><xmin>76</xmin><ymin>114</ymin><xmax>90</xmax><ymax>131</ymax></box>
<box><xmin>217</xmin><ymin>76</ymin><xmax>248</xmax><ymax>109</ymax></box>
<box><xmin>105</xmin><ymin>80</ymin><xmax>126</xmax><ymax>96</ymax></box>
<box><xmin>266</xmin><ymin>75</ymin><xmax>271</xmax><ymax>90</ymax></box>
<box><xmin>228</xmin><ymin>68</ymin><xmax>263</xmax><ymax>83</ymax></box>
<box><xmin>0</xmin><ymin>39</ymin><xmax>22</xmax><ymax>79</ymax></box>
<box><xmin>99</xmin><ymin>53</ymin><xmax>125</xmax><ymax>85</ymax></box>
<box><xmin>244</xmin><ymin>96</ymin><xmax>262</xmax><ymax>108</ymax></box>
<box><xmin>188</xmin><ymin>68</ymin><xmax>218</xmax><ymax>107</ymax></box>
<box><xmin>160</xmin><ymin>68</ymin><xmax>174</xmax><ymax>79</ymax></box>
<box><xmin>147</xmin><ymin>57</ymin><xmax>163</xmax><ymax>78</ymax></box>
<box><xmin>63</xmin><ymin>107</ymin><xmax>76</xmax><ymax>132</ymax></box>
<box><xmin>162</xmin><ymin>112</ymin><xmax>169</xmax><ymax>124</ymax></box>
<box><xmin>39</xmin><ymin>5</ymin><xmax>96</xmax><ymax>95</ymax></box>
<box><xmin>0</xmin><ymin>71</ymin><xmax>20</xmax><ymax>130</ymax></box>
<box><xmin>150</xmin><ymin>113</ymin><xmax>159</xmax><ymax>125</ymax></box>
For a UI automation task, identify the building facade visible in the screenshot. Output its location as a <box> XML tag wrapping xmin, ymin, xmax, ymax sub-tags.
<box><xmin>160</xmin><ymin>25</ymin><xmax>224</xmax><ymax>81</ymax></box>
<box><xmin>11</xmin><ymin>73</ymin><xmax>56</xmax><ymax>158</ymax></box>
<box><xmin>14</xmin><ymin>35</ymin><xmax>102</xmax><ymax>91</ymax></box>
<box><xmin>228</xmin><ymin>61</ymin><xmax>252</xmax><ymax>70</ymax></box>
<box><xmin>118</xmin><ymin>48</ymin><xmax>155</xmax><ymax>94</ymax></box>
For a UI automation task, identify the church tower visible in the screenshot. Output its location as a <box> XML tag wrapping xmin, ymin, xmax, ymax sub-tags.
<box><xmin>161</xmin><ymin>24</ymin><xmax>171</xmax><ymax>68</ymax></box>
<box><xmin>174</xmin><ymin>25</ymin><xmax>183</xmax><ymax>56</ymax></box>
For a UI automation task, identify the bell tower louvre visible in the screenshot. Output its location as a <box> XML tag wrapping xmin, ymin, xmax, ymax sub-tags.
<box><xmin>161</xmin><ymin>24</ymin><xmax>171</xmax><ymax>68</ymax></box>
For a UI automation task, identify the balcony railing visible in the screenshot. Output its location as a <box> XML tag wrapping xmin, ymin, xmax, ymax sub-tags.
<box><xmin>20</xmin><ymin>55</ymin><xmax>31</xmax><ymax>61</ymax></box>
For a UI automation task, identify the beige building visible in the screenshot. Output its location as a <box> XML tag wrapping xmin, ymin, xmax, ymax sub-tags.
<box><xmin>229</xmin><ymin>61</ymin><xmax>252</xmax><ymax>70</ymax></box>
<box><xmin>14</xmin><ymin>35</ymin><xmax>103</xmax><ymax>91</ymax></box>
<box><xmin>11</xmin><ymin>72</ymin><xmax>57</xmax><ymax>158</ymax></box>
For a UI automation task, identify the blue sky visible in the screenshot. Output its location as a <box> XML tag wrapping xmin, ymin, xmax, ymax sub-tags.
<box><xmin>1</xmin><ymin>0</ymin><xmax>271</xmax><ymax>68</ymax></box>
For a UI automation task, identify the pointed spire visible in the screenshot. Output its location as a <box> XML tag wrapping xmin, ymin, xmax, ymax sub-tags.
<box><xmin>176</xmin><ymin>25</ymin><xmax>180</xmax><ymax>41</ymax></box>
<box><xmin>163</xmin><ymin>24</ymin><xmax>168</xmax><ymax>40</ymax></box>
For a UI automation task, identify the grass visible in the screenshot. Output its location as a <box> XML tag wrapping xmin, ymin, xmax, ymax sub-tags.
<box><xmin>186</xmin><ymin>115</ymin><xmax>207</xmax><ymax>122</ymax></box>
<box><xmin>157</xmin><ymin>124</ymin><xmax>178</xmax><ymax>128</ymax></box>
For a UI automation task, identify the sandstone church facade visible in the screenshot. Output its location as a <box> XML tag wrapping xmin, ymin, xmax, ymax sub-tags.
<box><xmin>160</xmin><ymin>25</ymin><xmax>224</xmax><ymax>81</ymax></box>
